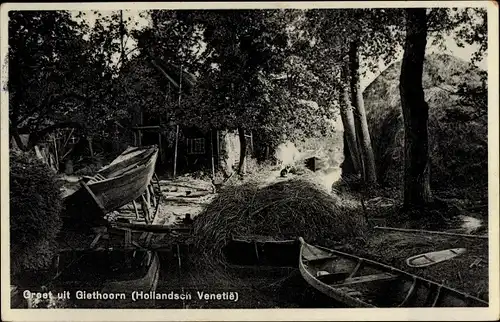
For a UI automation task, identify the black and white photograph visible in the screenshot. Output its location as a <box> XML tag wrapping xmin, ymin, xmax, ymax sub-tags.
<box><xmin>1</xmin><ymin>1</ymin><xmax>498</xmax><ymax>321</ymax></box>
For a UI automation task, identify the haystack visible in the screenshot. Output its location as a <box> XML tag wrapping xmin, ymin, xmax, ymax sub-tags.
<box><xmin>192</xmin><ymin>175</ymin><xmax>367</xmax><ymax>266</ymax></box>
<box><xmin>364</xmin><ymin>53</ymin><xmax>487</xmax><ymax>193</ymax></box>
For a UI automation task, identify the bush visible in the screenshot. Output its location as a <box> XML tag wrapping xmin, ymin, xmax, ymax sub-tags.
<box><xmin>10</xmin><ymin>150</ymin><xmax>63</xmax><ymax>277</ymax></box>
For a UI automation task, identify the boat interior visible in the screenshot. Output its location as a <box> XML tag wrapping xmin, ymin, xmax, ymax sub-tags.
<box><xmin>301</xmin><ymin>241</ymin><xmax>487</xmax><ymax>307</ymax></box>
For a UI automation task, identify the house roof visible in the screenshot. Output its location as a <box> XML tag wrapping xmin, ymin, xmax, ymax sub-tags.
<box><xmin>147</xmin><ymin>54</ymin><xmax>197</xmax><ymax>93</ymax></box>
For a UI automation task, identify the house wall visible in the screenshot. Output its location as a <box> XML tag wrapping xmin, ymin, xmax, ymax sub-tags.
<box><xmin>218</xmin><ymin>130</ymin><xmax>240</xmax><ymax>176</ymax></box>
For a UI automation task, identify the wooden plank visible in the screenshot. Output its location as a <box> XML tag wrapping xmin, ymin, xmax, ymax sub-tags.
<box><xmin>90</xmin><ymin>233</ymin><xmax>103</xmax><ymax>249</ymax></box>
<box><xmin>431</xmin><ymin>285</ymin><xmax>443</xmax><ymax>307</ymax></box>
<box><xmin>348</xmin><ymin>259</ymin><xmax>363</xmax><ymax>278</ymax></box>
<box><xmin>145</xmin><ymin>186</ymin><xmax>151</xmax><ymax>208</ymax></box>
<box><xmin>303</xmin><ymin>256</ymin><xmax>335</xmax><ymax>264</ymax></box>
<box><xmin>139</xmin><ymin>232</ymin><xmax>148</xmax><ymax>242</ymax></box>
<box><xmin>124</xmin><ymin>229</ymin><xmax>132</xmax><ymax>247</ymax></box>
<box><xmin>111</xmin><ymin>222</ymin><xmax>192</xmax><ymax>233</ymax></box>
<box><xmin>399</xmin><ymin>278</ymin><xmax>417</xmax><ymax>307</ymax></box>
<box><xmin>336</xmin><ymin>272</ymin><xmax>398</xmax><ymax>286</ymax></box>
<box><xmin>132</xmin><ymin>200</ymin><xmax>140</xmax><ymax>220</ymax></box>
<box><xmin>148</xmin><ymin>185</ymin><xmax>156</xmax><ymax>207</ymax></box>
<box><xmin>316</xmin><ymin>272</ymin><xmax>351</xmax><ymax>284</ymax></box>
<box><xmin>145</xmin><ymin>232</ymin><xmax>154</xmax><ymax>247</ymax></box>
<box><xmin>141</xmin><ymin>194</ymin><xmax>150</xmax><ymax>224</ymax></box>
<box><xmin>80</xmin><ymin>180</ymin><xmax>106</xmax><ymax>214</ymax></box>
<box><xmin>131</xmin><ymin>126</ymin><xmax>161</xmax><ymax>131</ymax></box>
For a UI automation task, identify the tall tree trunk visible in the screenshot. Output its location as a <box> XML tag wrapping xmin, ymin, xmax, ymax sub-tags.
<box><xmin>341</xmin><ymin>134</ymin><xmax>355</xmax><ymax>177</ymax></box>
<box><xmin>237</xmin><ymin>126</ymin><xmax>247</xmax><ymax>175</ymax></box>
<box><xmin>400</xmin><ymin>8</ymin><xmax>433</xmax><ymax>208</ymax></box>
<box><xmin>349</xmin><ymin>40</ymin><xmax>377</xmax><ymax>184</ymax></box>
<box><xmin>339</xmin><ymin>62</ymin><xmax>361</xmax><ymax>177</ymax></box>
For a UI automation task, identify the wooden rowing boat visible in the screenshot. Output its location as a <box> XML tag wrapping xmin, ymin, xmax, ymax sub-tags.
<box><xmin>224</xmin><ymin>235</ymin><xmax>299</xmax><ymax>267</ymax></box>
<box><xmin>52</xmin><ymin>249</ymin><xmax>160</xmax><ymax>308</ymax></box>
<box><xmin>63</xmin><ymin>145</ymin><xmax>159</xmax><ymax>223</ymax></box>
<box><xmin>298</xmin><ymin>237</ymin><xmax>488</xmax><ymax>307</ymax></box>
<box><xmin>222</xmin><ymin>236</ymin><xmax>300</xmax><ymax>291</ymax></box>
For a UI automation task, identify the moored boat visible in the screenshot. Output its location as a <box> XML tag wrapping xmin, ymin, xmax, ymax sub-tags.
<box><xmin>298</xmin><ymin>237</ymin><xmax>488</xmax><ymax>308</ymax></box>
<box><xmin>63</xmin><ymin>145</ymin><xmax>159</xmax><ymax>224</ymax></box>
<box><xmin>52</xmin><ymin>248</ymin><xmax>160</xmax><ymax>308</ymax></box>
<box><xmin>223</xmin><ymin>235</ymin><xmax>299</xmax><ymax>267</ymax></box>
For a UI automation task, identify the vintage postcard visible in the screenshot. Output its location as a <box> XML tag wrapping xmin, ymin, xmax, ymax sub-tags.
<box><xmin>1</xmin><ymin>1</ymin><xmax>498</xmax><ymax>321</ymax></box>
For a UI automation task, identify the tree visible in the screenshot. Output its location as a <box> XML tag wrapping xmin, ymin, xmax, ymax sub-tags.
<box><xmin>348</xmin><ymin>39</ymin><xmax>377</xmax><ymax>183</ymax></box>
<box><xmin>399</xmin><ymin>8</ymin><xmax>432</xmax><ymax>208</ymax></box>
<box><xmin>8</xmin><ymin>11</ymin><xmax>84</xmax><ymax>150</ymax></box>
<box><xmin>8</xmin><ymin>10</ymin><xmax>133</xmax><ymax>162</ymax></box>
<box><xmin>398</xmin><ymin>7</ymin><xmax>488</xmax><ymax>209</ymax></box>
<box><xmin>339</xmin><ymin>61</ymin><xmax>362</xmax><ymax>175</ymax></box>
<box><xmin>131</xmin><ymin>10</ymin><xmax>338</xmax><ymax>174</ymax></box>
<box><xmin>304</xmin><ymin>9</ymin><xmax>404</xmax><ymax>185</ymax></box>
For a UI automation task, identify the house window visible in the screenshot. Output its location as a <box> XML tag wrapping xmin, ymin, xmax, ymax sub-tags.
<box><xmin>186</xmin><ymin>138</ymin><xmax>205</xmax><ymax>155</ymax></box>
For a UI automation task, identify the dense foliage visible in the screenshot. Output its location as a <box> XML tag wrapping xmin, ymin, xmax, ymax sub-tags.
<box><xmin>133</xmin><ymin>10</ymin><xmax>339</xmax><ymax>152</ymax></box>
<box><xmin>8</xmin><ymin>10</ymin><xmax>137</xmax><ymax>160</ymax></box>
<box><xmin>10</xmin><ymin>151</ymin><xmax>63</xmax><ymax>275</ymax></box>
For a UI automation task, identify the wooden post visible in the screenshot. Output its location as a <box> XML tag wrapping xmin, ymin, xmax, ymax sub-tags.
<box><xmin>216</xmin><ymin>130</ymin><xmax>220</xmax><ymax>155</ymax></box>
<box><xmin>52</xmin><ymin>135</ymin><xmax>59</xmax><ymax>171</ymax></box>
<box><xmin>138</xmin><ymin>110</ymin><xmax>144</xmax><ymax>146</ymax></box>
<box><xmin>148</xmin><ymin>185</ymin><xmax>156</xmax><ymax>208</ymax></box>
<box><xmin>132</xmin><ymin>200</ymin><xmax>140</xmax><ymax>221</ymax></box>
<box><xmin>141</xmin><ymin>195</ymin><xmax>150</xmax><ymax>224</ymax></box>
<box><xmin>173</xmin><ymin>64</ymin><xmax>183</xmax><ymax>178</ymax></box>
<box><xmin>250</xmin><ymin>131</ymin><xmax>254</xmax><ymax>155</ymax></box>
<box><xmin>145</xmin><ymin>186</ymin><xmax>151</xmax><ymax>208</ymax></box>
<box><xmin>173</xmin><ymin>125</ymin><xmax>179</xmax><ymax>178</ymax></box>
<box><xmin>210</xmin><ymin>129</ymin><xmax>215</xmax><ymax>180</ymax></box>
<box><xmin>158</xmin><ymin>132</ymin><xmax>162</xmax><ymax>164</ymax></box>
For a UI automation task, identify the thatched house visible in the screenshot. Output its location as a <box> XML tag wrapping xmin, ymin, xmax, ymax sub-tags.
<box><xmin>130</xmin><ymin>56</ymin><xmax>243</xmax><ymax>177</ymax></box>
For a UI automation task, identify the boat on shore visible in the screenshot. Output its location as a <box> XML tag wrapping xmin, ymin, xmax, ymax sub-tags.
<box><xmin>13</xmin><ymin>248</ymin><xmax>160</xmax><ymax>308</ymax></box>
<box><xmin>298</xmin><ymin>237</ymin><xmax>488</xmax><ymax>307</ymax></box>
<box><xmin>63</xmin><ymin>145</ymin><xmax>159</xmax><ymax>224</ymax></box>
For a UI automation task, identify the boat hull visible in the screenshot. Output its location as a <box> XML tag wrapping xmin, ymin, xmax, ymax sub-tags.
<box><xmin>63</xmin><ymin>146</ymin><xmax>158</xmax><ymax>222</ymax></box>
<box><xmin>55</xmin><ymin>249</ymin><xmax>160</xmax><ymax>308</ymax></box>
<box><xmin>224</xmin><ymin>236</ymin><xmax>299</xmax><ymax>267</ymax></box>
<box><xmin>298</xmin><ymin>238</ymin><xmax>488</xmax><ymax>308</ymax></box>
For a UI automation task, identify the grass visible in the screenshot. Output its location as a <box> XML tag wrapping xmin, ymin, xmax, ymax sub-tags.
<box><xmin>342</xmin><ymin>230</ymin><xmax>489</xmax><ymax>302</ymax></box>
<box><xmin>323</xmin><ymin>182</ymin><xmax>489</xmax><ymax>303</ymax></box>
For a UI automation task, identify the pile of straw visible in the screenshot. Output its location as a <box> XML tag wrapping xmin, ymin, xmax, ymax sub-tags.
<box><xmin>193</xmin><ymin>175</ymin><xmax>367</xmax><ymax>266</ymax></box>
